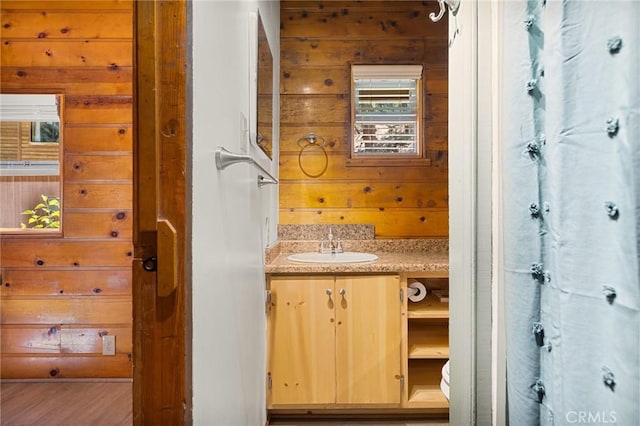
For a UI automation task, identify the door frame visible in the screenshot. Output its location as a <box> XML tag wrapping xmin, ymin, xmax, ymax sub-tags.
<box><xmin>447</xmin><ymin>0</ymin><xmax>496</xmax><ymax>424</ymax></box>
<box><xmin>129</xmin><ymin>0</ymin><xmax>502</xmax><ymax>423</ymax></box>
<box><xmin>132</xmin><ymin>1</ymin><xmax>191</xmax><ymax>424</ymax></box>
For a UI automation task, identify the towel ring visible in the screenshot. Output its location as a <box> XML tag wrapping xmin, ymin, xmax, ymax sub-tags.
<box><xmin>297</xmin><ymin>133</ymin><xmax>328</xmax><ymax>178</ymax></box>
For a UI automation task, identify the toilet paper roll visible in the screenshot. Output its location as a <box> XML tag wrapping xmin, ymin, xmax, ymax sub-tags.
<box><xmin>407</xmin><ymin>281</ymin><xmax>427</xmax><ymax>302</ymax></box>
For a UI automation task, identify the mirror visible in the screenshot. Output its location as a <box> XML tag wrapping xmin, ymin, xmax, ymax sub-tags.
<box><xmin>0</xmin><ymin>94</ymin><xmax>62</xmax><ymax>233</ymax></box>
<box><xmin>255</xmin><ymin>11</ymin><xmax>273</xmax><ymax>159</ymax></box>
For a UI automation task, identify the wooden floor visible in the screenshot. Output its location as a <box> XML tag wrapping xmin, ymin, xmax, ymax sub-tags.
<box><xmin>269</xmin><ymin>420</ymin><xmax>448</xmax><ymax>426</ymax></box>
<box><xmin>0</xmin><ymin>381</ymin><xmax>132</xmax><ymax>426</ymax></box>
<box><xmin>0</xmin><ymin>382</ymin><xmax>448</xmax><ymax>426</ymax></box>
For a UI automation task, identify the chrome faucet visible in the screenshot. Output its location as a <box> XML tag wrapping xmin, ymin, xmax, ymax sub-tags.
<box><xmin>319</xmin><ymin>227</ymin><xmax>343</xmax><ymax>254</ymax></box>
<box><xmin>328</xmin><ymin>227</ymin><xmax>334</xmax><ymax>250</ymax></box>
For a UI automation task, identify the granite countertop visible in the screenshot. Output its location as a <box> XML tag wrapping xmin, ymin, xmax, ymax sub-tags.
<box><xmin>265</xmin><ymin>239</ymin><xmax>449</xmax><ymax>274</ymax></box>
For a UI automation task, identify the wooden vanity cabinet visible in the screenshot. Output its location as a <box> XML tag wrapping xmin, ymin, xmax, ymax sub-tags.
<box><xmin>267</xmin><ymin>274</ymin><xmax>402</xmax><ymax>408</ymax></box>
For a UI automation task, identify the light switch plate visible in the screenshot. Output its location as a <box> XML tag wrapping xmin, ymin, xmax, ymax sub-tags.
<box><xmin>102</xmin><ymin>335</ymin><xmax>116</xmax><ymax>356</ymax></box>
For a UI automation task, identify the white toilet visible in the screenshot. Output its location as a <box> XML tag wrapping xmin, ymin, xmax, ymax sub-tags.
<box><xmin>440</xmin><ymin>360</ymin><xmax>450</xmax><ymax>400</ymax></box>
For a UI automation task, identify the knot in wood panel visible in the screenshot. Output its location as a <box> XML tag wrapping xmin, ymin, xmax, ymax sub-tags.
<box><xmin>161</xmin><ymin>119</ymin><xmax>179</xmax><ymax>138</ymax></box>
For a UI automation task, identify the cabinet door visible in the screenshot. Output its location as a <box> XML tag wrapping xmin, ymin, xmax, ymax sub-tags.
<box><xmin>335</xmin><ymin>275</ymin><xmax>402</xmax><ymax>404</ymax></box>
<box><xmin>268</xmin><ymin>276</ymin><xmax>336</xmax><ymax>405</ymax></box>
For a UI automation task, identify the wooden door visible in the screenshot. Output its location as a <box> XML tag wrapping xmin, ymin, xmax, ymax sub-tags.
<box><xmin>335</xmin><ymin>275</ymin><xmax>402</xmax><ymax>405</ymax></box>
<box><xmin>132</xmin><ymin>1</ymin><xmax>189</xmax><ymax>424</ymax></box>
<box><xmin>267</xmin><ymin>276</ymin><xmax>335</xmax><ymax>406</ymax></box>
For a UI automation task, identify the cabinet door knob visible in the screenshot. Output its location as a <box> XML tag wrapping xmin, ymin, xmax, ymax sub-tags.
<box><xmin>326</xmin><ymin>288</ymin><xmax>333</xmax><ymax>297</ymax></box>
<box><xmin>339</xmin><ymin>288</ymin><xmax>346</xmax><ymax>296</ymax></box>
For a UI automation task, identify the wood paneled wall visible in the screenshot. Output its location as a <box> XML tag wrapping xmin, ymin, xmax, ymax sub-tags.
<box><xmin>0</xmin><ymin>1</ymin><xmax>133</xmax><ymax>378</ymax></box>
<box><xmin>279</xmin><ymin>1</ymin><xmax>448</xmax><ymax>238</ymax></box>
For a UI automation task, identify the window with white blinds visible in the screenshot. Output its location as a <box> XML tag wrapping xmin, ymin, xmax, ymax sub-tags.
<box><xmin>351</xmin><ymin>65</ymin><xmax>423</xmax><ymax>157</ymax></box>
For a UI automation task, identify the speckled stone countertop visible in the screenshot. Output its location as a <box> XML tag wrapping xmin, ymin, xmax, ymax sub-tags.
<box><xmin>277</xmin><ymin>224</ymin><xmax>375</xmax><ymax>240</ymax></box>
<box><xmin>265</xmin><ymin>239</ymin><xmax>449</xmax><ymax>274</ymax></box>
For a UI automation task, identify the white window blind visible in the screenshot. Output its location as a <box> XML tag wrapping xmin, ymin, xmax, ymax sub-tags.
<box><xmin>0</xmin><ymin>94</ymin><xmax>60</xmax><ymax>122</ymax></box>
<box><xmin>352</xmin><ymin>65</ymin><xmax>423</xmax><ymax>156</ymax></box>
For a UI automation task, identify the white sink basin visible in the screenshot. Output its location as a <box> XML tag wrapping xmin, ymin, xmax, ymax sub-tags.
<box><xmin>287</xmin><ymin>252</ymin><xmax>378</xmax><ymax>264</ymax></box>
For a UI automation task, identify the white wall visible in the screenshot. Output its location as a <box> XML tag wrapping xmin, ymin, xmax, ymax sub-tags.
<box><xmin>191</xmin><ymin>1</ymin><xmax>279</xmax><ymax>424</ymax></box>
<box><xmin>447</xmin><ymin>1</ymin><xmax>478</xmax><ymax>424</ymax></box>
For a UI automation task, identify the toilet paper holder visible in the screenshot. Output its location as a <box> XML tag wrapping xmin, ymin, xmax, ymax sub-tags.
<box><xmin>407</xmin><ymin>281</ymin><xmax>428</xmax><ymax>302</ymax></box>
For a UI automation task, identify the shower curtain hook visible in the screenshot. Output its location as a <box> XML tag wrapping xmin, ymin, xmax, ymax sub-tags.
<box><xmin>429</xmin><ymin>0</ymin><xmax>461</xmax><ymax>22</ymax></box>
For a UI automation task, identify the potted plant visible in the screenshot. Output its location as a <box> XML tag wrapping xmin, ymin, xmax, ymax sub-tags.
<box><xmin>21</xmin><ymin>194</ymin><xmax>60</xmax><ymax>229</ymax></box>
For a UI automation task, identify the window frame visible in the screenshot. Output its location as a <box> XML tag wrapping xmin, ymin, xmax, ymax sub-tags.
<box><xmin>348</xmin><ymin>64</ymin><xmax>428</xmax><ymax>166</ymax></box>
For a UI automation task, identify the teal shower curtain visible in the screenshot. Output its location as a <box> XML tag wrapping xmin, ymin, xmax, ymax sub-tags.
<box><xmin>502</xmin><ymin>1</ymin><xmax>640</xmax><ymax>424</ymax></box>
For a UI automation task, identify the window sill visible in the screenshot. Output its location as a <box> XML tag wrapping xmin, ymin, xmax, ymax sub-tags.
<box><xmin>345</xmin><ymin>157</ymin><xmax>432</xmax><ymax>167</ymax></box>
<box><xmin>0</xmin><ymin>228</ymin><xmax>62</xmax><ymax>238</ymax></box>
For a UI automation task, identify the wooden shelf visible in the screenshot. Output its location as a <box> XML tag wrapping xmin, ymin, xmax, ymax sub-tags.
<box><xmin>407</xmin><ymin>293</ymin><xmax>449</xmax><ymax>319</ymax></box>
<box><xmin>408</xmin><ymin>333</ymin><xmax>449</xmax><ymax>359</ymax></box>
<box><xmin>407</xmin><ymin>385</ymin><xmax>449</xmax><ymax>409</ymax></box>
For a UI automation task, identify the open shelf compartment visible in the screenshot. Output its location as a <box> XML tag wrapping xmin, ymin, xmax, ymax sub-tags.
<box><xmin>407</xmin><ymin>359</ymin><xmax>449</xmax><ymax>408</ymax></box>
<box><xmin>408</xmin><ymin>319</ymin><xmax>449</xmax><ymax>359</ymax></box>
<box><xmin>407</xmin><ymin>278</ymin><xmax>449</xmax><ymax>319</ymax></box>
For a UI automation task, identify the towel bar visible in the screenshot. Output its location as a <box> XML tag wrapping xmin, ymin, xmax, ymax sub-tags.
<box><xmin>214</xmin><ymin>146</ymin><xmax>279</xmax><ymax>187</ymax></box>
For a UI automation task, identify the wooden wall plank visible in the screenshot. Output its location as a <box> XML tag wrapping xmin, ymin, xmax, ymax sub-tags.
<box><xmin>63</xmin><ymin>210</ymin><xmax>132</xmax><ymax>239</ymax></box>
<box><xmin>279</xmin><ymin>1</ymin><xmax>448</xmax><ymax>238</ymax></box>
<box><xmin>64</xmin><ymin>154</ymin><xmax>132</xmax><ymax>181</ymax></box>
<box><xmin>0</xmin><ymin>241</ymin><xmax>133</xmax><ymax>268</ymax></box>
<box><xmin>1</xmin><ymin>355</ymin><xmax>132</xmax><ymax>379</ymax></box>
<box><xmin>65</xmin><ymin>107</ymin><xmax>132</xmax><ymax>124</ymax></box>
<box><xmin>2</xmin><ymin>326</ymin><xmax>59</xmax><ymax>353</ymax></box>
<box><xmin>279</xmin><ymin>208</ymin><xmax>449</xmax><ymax>238</ymax></box>
<box><xmin>2</xmin><ymin>81</ymin><xmax>133</xmax><ymax>97</ymax></box>
<box><xmin>280</xmin><ymin>95</ymin><xmax>349</xmax><ymax>124</ymax></box>
<box><xmin>64</xmin><ymin>183</ymin><xmax>132</xmax><ymax>209</ymax></box>
<box><xmin>280</xmin><ymin>9</ymin><xmax>447</xmax><ymax>39</ymax></box>
<box><xmin>2</xmin><ymin>326</ymin><xmax>132</xmax><ymax>354</ymax></box>
<box><xmin>1</xmin><ymin>12</ymin><xmax>133</xmax><ymax>39</ymax></box>
<box><xmin>1</xmin><ymin>67</ymin><xmax>132</xmax><ymax>94</ymax></box>
<box><xmin>280</xmin><ymin>39</ymin><xmax>432</xmax><ymax>67</ymax></box>
<box><xmin>0</xmin><ymin>41</ymin><xmax>133</xmax><ymax>68</ymax></box>
<box><xmin>65</xmin><ymin>96</ymin><xmax>132</xmax><ymax>124</ymax></box>
<box><xmin>0</xmin><ymin>269</ymin><xmax>131</xmax><ymax>297</ymax></box>
<box><xmin>281</xmin><ymin>66</ymin><xmax>348</xmax><ymax>95</ymax></box>
<box><xmin>1</xmin><ymin>297</ymin><xmax>132</xmax><ymax>325</ymax></box>
<box><xmin>0</xmin><ymin>1</ymin><xmax>133</xmax><ymax>11</ymax></box>
<box><xmin>64</xmin><ymin>126</ymin><xmax>132</xmax><ymax>152</ymax></box>
<box><xmin>280</xmin><ymin>1</ymin><xmax>439</xmax><ymax>11</ymax></box>
<box><xmin>280</xmin><ymin>182</ymin><xmax>448</xmax><ymax>209</ymax></box>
